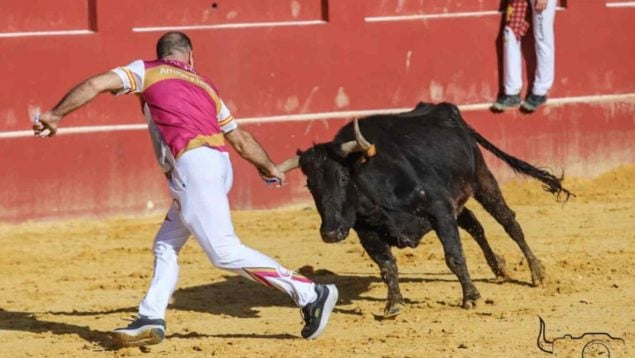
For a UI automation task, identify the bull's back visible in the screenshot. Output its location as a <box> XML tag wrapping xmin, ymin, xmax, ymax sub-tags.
<box><xmin>335</xmin><ymin>103</ymin><xmax>479</xmax><ymax>186</ymax></box>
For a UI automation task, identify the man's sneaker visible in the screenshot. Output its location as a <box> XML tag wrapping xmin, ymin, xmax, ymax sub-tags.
<box><xmin>300</xmin><ymin>284</ymin><xmax>338</xmax><ymax>339</ymax></box>
<box><xmin>521</xmin><ymin>94</ymin><xmax>548</xmax><ymax>112</ymax></box>
<box><xmin>491</xmin><ymin>94</ymin><xmax>521</xmax><ymax>112</ymax></box>
<box><xmin>111</xmin><ymin>315</ymin><xmax>166</xmax><ymax>347</ymax></box>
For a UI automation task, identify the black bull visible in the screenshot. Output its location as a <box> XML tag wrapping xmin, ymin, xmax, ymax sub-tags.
<box><xmin>277</xmin><ymin>102</ymin><xmax>572</xmax><ymax>317</ymax></box>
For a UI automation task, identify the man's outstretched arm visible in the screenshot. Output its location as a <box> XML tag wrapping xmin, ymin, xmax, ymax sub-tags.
<box><xmin>33</xmin><ymin>71</ymin><xmax>123</xmax><ymax>137</ymax></box>
<box><xmin>224</xmin><ymin>127</ymin><xmax>286</xmax><ymax>185</ymax></box>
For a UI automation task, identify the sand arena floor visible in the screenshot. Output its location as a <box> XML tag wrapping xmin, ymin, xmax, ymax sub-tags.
<box><xmin>1</xmin><ymin>166</ymin><xmax>633</xmax><ymax>357</ymax></box>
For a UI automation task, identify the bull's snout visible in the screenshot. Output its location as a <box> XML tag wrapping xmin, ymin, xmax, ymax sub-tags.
<box><xmin>320</xmin><ymin>227</ymin><xmax>350</xmax><ymax>243</ymax></box>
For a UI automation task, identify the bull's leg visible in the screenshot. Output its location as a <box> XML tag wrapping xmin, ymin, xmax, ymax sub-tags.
<box><xmin>474</xmin><ymin>168</ymin><xmax>545</xmax><ymax>286</ymax></box>
<box><xmin>357</xmin><ymin>229</ymin><xmax>405</xmax><ymax>317</ymax></box>
<box><xmin>431</xmin><ymin>205</ymin><xmax>481</xmax><ymax>309</ymax></box>
<box><xmin>457</xmin><ymin>208</ymin><xmax>509</xmax><ymax>281</ymax></box>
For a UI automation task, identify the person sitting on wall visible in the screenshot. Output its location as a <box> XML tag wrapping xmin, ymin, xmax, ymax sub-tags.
<box><xmin>491</xmin><ymin>0</ymin><xmax>557</xmax><ymax>113</ymax></box>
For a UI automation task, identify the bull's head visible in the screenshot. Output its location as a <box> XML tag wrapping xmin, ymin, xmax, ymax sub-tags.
<box><xmin>278</xmin><ymin>119</ymin><xmax>374</xmax><ymax>243</ymax></box>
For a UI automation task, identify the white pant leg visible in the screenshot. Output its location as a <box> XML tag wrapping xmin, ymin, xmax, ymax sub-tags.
<box><xmin>139</xmin><ymin>203</ymin><xmax>191</xmax><ymax>319</ymax></box>
<box><xmin>503</xmin><ymin>26</ymin><xmax>523</xmax><ymax>96</ymax></box>
<box><xmin>171</xmin><ymin>147</ymin><xmax>317</xmax><ymax>307</ymax></box>
<box><xmin>531</xmin><ymin>0</ymin><xmax>556</xmax><ymax>95</ymax></box>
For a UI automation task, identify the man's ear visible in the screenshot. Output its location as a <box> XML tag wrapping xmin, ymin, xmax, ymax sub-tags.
<box><xmin>188</xmin><ymin>51</ymin><xmax>194</xmax><ymax>68</ymax></box>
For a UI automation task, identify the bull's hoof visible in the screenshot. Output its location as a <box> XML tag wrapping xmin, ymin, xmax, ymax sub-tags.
<box><xmin>383</xmin><ymin>302</ymin><xmax>406</xmax><ymax>318</ymax></box>
<box><xmin>492</xmin><ymin>254</ymin><xmax>509</xmax><ymax>279</ymax></box>
<box><xmin>531</xmin><ymin>275</ymin><xmax>545</xmax><ymax>287</ymax></box>
<box><xmin>530</xmin><ymin>262</ymin><xmax>546</xmax><ymax>287</ymax></box>
<box><xmin>462</xmin><ymin>298</ymin><xmax>478</xmax><ymax>310</ymax></box>
<box><xmin>462</xmin><ymin>291</ymin><xmax>481</xmax><ymax>310</ymax></box>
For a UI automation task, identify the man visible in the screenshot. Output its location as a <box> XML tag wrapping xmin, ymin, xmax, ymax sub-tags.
<box><xmin>33</xmin><ymin>31</ymin><xmax>338</xmax><ymax>347</ymax></box>
<box><xmin>491</xmin><ymin>0</ymin><xmax>557</xmax><ymax>112</ymax></box>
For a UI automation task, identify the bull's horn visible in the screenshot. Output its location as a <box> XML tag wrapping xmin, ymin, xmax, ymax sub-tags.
<box><xmin>277</xmin><ymin>156</ymin><xmax>300</xmax><ymax>173</ymax></box>
<box><xmin>353</xmin><ymin>118</ymin><xmax>372</xmax><ymax>151</ymax></box>
<box><xmin>339</xmin><ymin>140</ymin><xmax>361</xmax><ymax>156</ymax></box>
<box><xmin>339</xmin><ymin>119</ymin><xmax>376</xmax><ymax>157</ymax></box>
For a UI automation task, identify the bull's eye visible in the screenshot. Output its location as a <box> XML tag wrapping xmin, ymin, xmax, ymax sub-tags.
<box><xmin>338</xmin><ymin>175</ymin><xmax>348</xmax><ymax>186</ymax></box>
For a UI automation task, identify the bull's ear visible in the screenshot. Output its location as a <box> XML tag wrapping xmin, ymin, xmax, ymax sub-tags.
<box><xmin>295</xmin><ymin>149</ymin><xmax>304</xmax><ymax>156</ymax></box>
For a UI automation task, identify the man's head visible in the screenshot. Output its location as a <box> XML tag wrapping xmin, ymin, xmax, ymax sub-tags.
<box><xmin>156</xmin><ymin>31</ymin><xmax>194</xmax><ymax>66</ymax></box>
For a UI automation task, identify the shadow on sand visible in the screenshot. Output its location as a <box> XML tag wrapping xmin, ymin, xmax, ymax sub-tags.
<box><xmin>2</xmin><ymin>270</ymin><xmax>531</xmax><ymax>350</ymax></box>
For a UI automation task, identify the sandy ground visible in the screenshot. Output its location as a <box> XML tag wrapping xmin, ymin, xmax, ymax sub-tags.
<box><xmin>1</xmin><ymin>165</ymin><xmax>634</xmax><ymax>357</ymax></box>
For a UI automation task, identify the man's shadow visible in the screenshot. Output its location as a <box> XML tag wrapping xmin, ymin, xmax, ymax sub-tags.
<box><xmin>1</xmin><ymin>269</ymin><xmax>529</xmax><ymax>350</ymax></box>
<box><xmin>493</xmin><ymin>0</ymin><xmax>537</xmax><ymax>110</ymax></box>
<box><xmin>0</xmin><ymin>308</ymin><xmax>120</xmax><ymax>351</ymax></box>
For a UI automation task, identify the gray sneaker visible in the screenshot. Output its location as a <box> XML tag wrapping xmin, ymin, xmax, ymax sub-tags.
<box><xmin>521</xmin><ymin>94</ymin><xmax>548</xmax><ymax>112</ymax></box>
<box><xmin>111</xmin><ymin>315</ymin><xmax>166</xmax><ymax>347</ymax></box>
<box><xmin>491</xmin><ymin>94</ymin><xmax>521</xmax><ymax>112</ymax></box>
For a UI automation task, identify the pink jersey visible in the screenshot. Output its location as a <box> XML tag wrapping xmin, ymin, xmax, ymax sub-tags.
<box><xmin>112</xmin><ymin>59</ymin><xmax>236</xmax><ymax>173</ymax></box>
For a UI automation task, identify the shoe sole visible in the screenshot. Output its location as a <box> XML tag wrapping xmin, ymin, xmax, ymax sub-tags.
<box><xmin>305</xmin><ymin>284</ymin><xmax>339</xmax><ymax>340</ymax></box>
<box><xmin>520</xmin><ymin>103</ymin><xmax>538</xmax><ymax>112</ymax></box>
<box><xmin>111</xmin><ymin>326</ymin><xmax>165</xmax><ymax>347</ymax></box>
<box><xmin>491</xmin><ymin>103</ymin><xmax>520</xmax><ymax>112</ymax></box>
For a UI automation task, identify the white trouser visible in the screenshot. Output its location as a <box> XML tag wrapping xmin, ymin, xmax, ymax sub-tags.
<box><xmin>503</xmin><ymin>0</ymin><xmax>556</xmax><ymax>96</ymax></box>
<box><xmin>139</xmin><ymin>147</ymin><xmax>317</xmax><ymax>319</ymax></box>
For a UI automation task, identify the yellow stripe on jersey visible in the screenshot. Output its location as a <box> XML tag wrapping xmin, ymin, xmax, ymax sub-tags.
<box><xmin>218</xmin><ymin>115</ymin><xmax>234</xmax><ymax>127</ymax></box>
<box><xmin>122</xmin><ymin>67</ymin><xmax>137</xmax><ymax>92</ymax></box>
<box><xmin>144</xmin><ymin>65</ymin><xmax>223</xmax><ymax>114</ymax></box>
<box><xmin>178</xmin><ymin>133</ymin><xmax>226</xmax><ymax>158</ymax></box>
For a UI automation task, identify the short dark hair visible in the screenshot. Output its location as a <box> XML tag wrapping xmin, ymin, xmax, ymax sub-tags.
<box><xmin>156</xmin><ymin>31</ymin><xmax>193</xmax><ymax>58</ymax></box>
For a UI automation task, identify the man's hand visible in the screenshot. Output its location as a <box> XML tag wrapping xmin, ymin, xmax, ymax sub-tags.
<box><xmin>535</xmin><ymin>0</ymin><xmax>548</xmax><ymax>12</ymax></box>
<box><xmin>225</xmin><ymin>127</ymin><xmax>287</xmax><ymax>187</ymax></box>
<box><xmin>259</xmin><ymin>166</ymin><xmax>286</xmax><ymax>187</ymax></box>
<box><xmin>33</xmin><ymin>111</ymin><xmax>62</xmax><ymax>137</ymax></box>
<box><xmin>32</xmin><ymin>71</ymin><xmax>124</xmax><ymax>138</ymax></box>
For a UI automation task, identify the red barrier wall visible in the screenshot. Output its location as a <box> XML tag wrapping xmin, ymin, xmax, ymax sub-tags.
<box><xmin>1</xmin><ymin>0</ymin><xmax>634</xmax><ymax>222</ymax></box>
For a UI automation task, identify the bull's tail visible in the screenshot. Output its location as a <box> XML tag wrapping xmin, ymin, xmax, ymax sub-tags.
<box><xmin>468</xmin><ymin>125</ymin><xmax>573</xmax><ymax>201</ymax></box>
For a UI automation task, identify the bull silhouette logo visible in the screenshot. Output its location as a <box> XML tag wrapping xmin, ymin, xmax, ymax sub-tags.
<box><xmin>537</xmin><ymin>316</ymin><xmax>626</xmax><ymax>357</ymax></box>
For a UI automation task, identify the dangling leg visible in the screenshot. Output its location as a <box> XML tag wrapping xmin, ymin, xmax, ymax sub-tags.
<box><xmin>503</xmin><ymin>25</ymin><xmax>524</xmax><ymax>97</ymax></box>
<box><xmin>531</xmin><ymin>0</ymin><xmax>557</xmax><ymax>96</ymax></box>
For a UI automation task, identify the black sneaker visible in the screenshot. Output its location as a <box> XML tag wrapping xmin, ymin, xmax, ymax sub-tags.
<box><xmin>521</xmin><ymin>94</ymin><xmax>548</xmax><ymax>112</ymax></box>
<box><xmin>300</xmin><ymin>284</ymin><xmax>338</xmax><ymax>339</ymax></box>
<box><xmin>111</xmin><ymin>315</ymin><xmax>166</xmax><ymax>347</ymax></box>
<box><xmin>491</xmin><ymin>94</ymin><xmax>521</xmax><ymax>112</ymax></box>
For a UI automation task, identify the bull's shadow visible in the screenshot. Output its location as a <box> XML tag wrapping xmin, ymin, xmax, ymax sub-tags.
<box><xmin>168</xmin><ymin>272</ymin><xmax>379</xmax><ymax>317</ymax></box>
<box><xmin>48</xmin><ymin>270</ymin><xmax>531</xmax><ymax>321</ymax></box>
<box><xmin>163</xmin><ymin>269</ymin><xmax>530</xmax><ymax>316</ymax></box>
